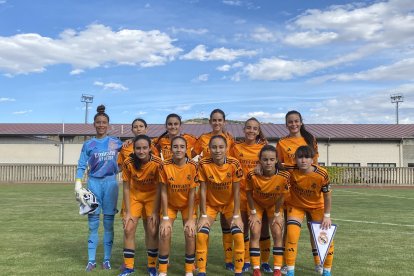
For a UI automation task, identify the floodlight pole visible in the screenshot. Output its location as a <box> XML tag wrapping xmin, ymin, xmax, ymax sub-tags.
<box><xmin>390</xmin><ymin>94</ymin><xmax>404</xmax><ymax>124</ymax></box>
<box><xmin>81</xmin><ymin>94</ymin><xmax>94</xmax><ymax>124</ymax></box>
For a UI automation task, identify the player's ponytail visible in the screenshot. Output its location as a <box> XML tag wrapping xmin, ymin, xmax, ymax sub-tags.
<box><xmin>94</xmin><ymin>104</ymin><xmax>110</xmax><ymax>122</ymax></box>
<box><xmin>131</xmin><ymin>135</ymin><xmax>152</xmax><ymax>170</ymax></box>
<box><xmin>285</xmin><ymin>110</ymin><xmax>315</xmax><ymax>149</ymax></box>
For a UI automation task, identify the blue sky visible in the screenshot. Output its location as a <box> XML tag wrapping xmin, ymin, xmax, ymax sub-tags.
<box><xmin>0</xmin><ymin>0</ymin><xmax>413</xmax><ymax>124</ymax></box>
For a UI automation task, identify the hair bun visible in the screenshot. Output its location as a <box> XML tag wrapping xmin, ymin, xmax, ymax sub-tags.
<box><xmin>96</xmin><ymin>105</ymin><xmax>106</xmax><ymax>114</ymax></box>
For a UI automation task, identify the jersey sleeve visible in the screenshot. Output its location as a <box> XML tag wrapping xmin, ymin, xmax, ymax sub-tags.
<box><xmin>122</xmin><ymin>162</ymin><xmax>132</xmax><ymax>182</ymax></box>
<box><xmin>197</xmin><ymin>163</ymin><xmax>207</xmax><ymax>182</ymax></box>
<box><xmin>159</xmin><ymin>163</ymin><xmax>167</xmax><ymax>185</ymax></box>
<box><xmin>76</xmin><ymin>142</ymin><xmax>88</xmax><ymax>179</ymax></box>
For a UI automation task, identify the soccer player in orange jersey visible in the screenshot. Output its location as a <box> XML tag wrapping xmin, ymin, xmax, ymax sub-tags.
<box><xmin>230</xmin><ymin>117</ymin><xmax>272</xmax><ymax>273</ymax></box>
<box><xmin>158</xmin><ymin>136</ymin><xmax>198</xmax><ymax>276</ymax></box>
<box><xmin>119</xmin><ymin>135</ymin><xmax>163</xmax><ymax>276</ymax></box>
<box><xmin>285</xmin><ymin>146</ymin><xmax>333</xmax><ymax>276</ymax></box>
<box><xmin>153</xmin><ymin>114</ymin><xmax>196</xmax><ymax>160</ymax></box>
<box><xmin>193</xmin><ymin>109</ymin><xmax>236</xmax><ymax>271</ymax></box>
<box><xmin>196</xmin><ymin>135</ymin><xmax>244</xmax><ymax>276</ymax></box>
<box><xmin>247</xmin><ymin>145</ymin><xmax>290</xmax><ymax>276</ymax></box>
<box><xmin>276</xmin><ymin>110</ymin><xmax>321</xmax><ymax>274</ymax></box>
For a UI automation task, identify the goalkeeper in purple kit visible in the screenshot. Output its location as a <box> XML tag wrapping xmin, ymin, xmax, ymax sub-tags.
<box><xmin>75</xmin><ymin>105</ymin><xmax>123</xmax><ymax>272</ymax></box>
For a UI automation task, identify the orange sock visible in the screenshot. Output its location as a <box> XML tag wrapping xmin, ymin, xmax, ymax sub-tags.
<box><xmin>196</xmin><ymin>226</ymin><xmax>210</xmax><ymax>273</ymax></box>
<box><xmin>158</xmin><ymin>254</ymin><xmax>168</xmax><ymax>273</ymax></box>
<box><xmin>231</xmin><ymin>226</ymin><xmax>245</xmax><ymax>273</ymax></box>
<box><xmin>249</xmin><ymin>247</ymin><xmax>260</xmax><ymax>268</ymax></box>
<box><xmin>185</xmin><ymin>254</ymin><xmax>195</xmax><ymax>273</ymax></box>
<box><xmin>147</xmin><ymin>248</ymin><xmax>158</xmax><ymax>268</ymax></box>
<box><xmin>222</xmin><ymin>228</ymin><xmax>233</xmax><ymax>263</ymax></box>
<box><xmin>123</xmin><ymin>248</ymin><xmax>135</xmax><ymax>269</ymax></box>
<box><xmin>273</xmin><ymin>247</ymin><xmax>284</xmax><ymax>268</ymax></box>
<box><xmin>260</xmin><ymin>236</ymin><xmax>271</xmax><ymax>264</ymax></box>
<box><xmin>285</xmin><ymin>220</ymin><xmax>301</xmax><ymax>266</ymax></box>
<box><xmin>323</xmin><ymin>241</ymin><xmax>335</xmax><ymax>268</ymax></box>
<box><xmin>244</xmin><ymin>235</ymin><xmax>250</xmax><ymax>264</ymax></box>
<box><xmin>312</xmin><ymin>248</ymin><xmax>321</xmax><ymax>265</ymax></box>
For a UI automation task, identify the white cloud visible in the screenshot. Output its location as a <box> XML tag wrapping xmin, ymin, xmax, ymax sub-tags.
<box><xmin>251</xmin><ymin>27</ymin><xmax>278</xmax><ymax>42</ymax></box>
<box><xmin>181</xmin><ymin>44</ymin><xmax>257</xmax><ymax>61</ymax></box>
<box><xmin>287</xmin><ymin>0</ymin><xmax>414</xmax><ymax>46</ymax></box>
<box><xmin>313</xmin><ymin>58</ymin><xmax>414</xmax><ymax>82</ymax></box>
<box><xmin>70</xmin><ymin>69</ymin><xmax>84</xmax><ymax>75</ymax></box>
<box><xmin>0</xmin><ymin>24</ymin><xmax>182</xmax><ymax>75</ymax></box>
<box><xmin>170</xmin><ymin>27</ymin><xmax>208</xmax><ymax>35</ymax></box>
<box><xmin>216</xmin><ymin>65</ymin><xmax>231</xmax><ymax>72</ymax></box>
<box><xmin>13</xmin><ymin>109</ymin><xmax>32</xmax><ymax>115</ymax></box>
<box><xmin>94</xmin><ymin>81</ymin><xmax>128</xmax><ymax>91</ymax></box>
<box><xmin>223</xmin><ymin>0</ymin><xmax>242</xmax><ymax>6</ymax></box>
<box><xmin>192</xmin><ymin>74</ymin><xmax>209</xmax><ymax>82</ymax></box>
<box><xmin>0</xmin><ymin>97</ymin><xmax>15</xmax><ymax>102</ymax></box>
<box><xmin>284</xmin><ymin>31</ymin><xmax>338</xmax><ymax>47</ymax></box>
<box><xmin>238</xmin><ymin>111</ymin><xmax>285</xmax><ymax>122</ymax></box>
<box><xmin>243</xmin><ymin>57</ymin><xmax>324</xmax><ymax>80</ymax></box>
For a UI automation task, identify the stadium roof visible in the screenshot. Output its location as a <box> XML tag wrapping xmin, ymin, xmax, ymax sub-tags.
<box><xmin>0</xmin><ymin>123</ymin><xmax>413</xmax><ymax>141</ymax></box>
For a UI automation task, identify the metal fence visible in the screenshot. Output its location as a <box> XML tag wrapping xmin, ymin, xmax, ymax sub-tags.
<box><xmin>0</xmin><ymin>164</ymin><xmax>413</xmax><ymax>185</ymax></box>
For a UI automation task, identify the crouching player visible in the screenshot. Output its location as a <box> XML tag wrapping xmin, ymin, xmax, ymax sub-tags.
<box><xmin>196</xmin><ymin>135</ymin><xmax>245</xmax><ymax>276</ymax></box>
<box><xmin>246</xmin><ymin>145</ymin><xmax>290</xmax><ymax>276</ymax></box>
<box><xmin>158</xmin><ymin>136</ymin><xmax>198</xmax><ymax>276</ymax></box>
<box><xmin>285</xmin><ymin>146</ymin><xmax>334</xmax><ymax>276</ymax></box>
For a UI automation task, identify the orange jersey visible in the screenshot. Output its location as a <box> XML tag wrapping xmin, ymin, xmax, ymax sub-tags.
<box><xmin>276</xmin><ymin>136</ymin><xmax>319</xmax><ymax>170</ymax></box>
<box><xmin>122</xmin><ymin>154</ymin><xmax>162</xmax><ymax>193</ymax></box>
<box><xmin>193</xmin><ymin>132</ymin><xmax>235</xmax><ymax>158</ymax></box>
<box><xmin>230</xmin><ymin>140</ymin><xmax>266</xmax><ymax>190</ymax></box>
<box><xmin>118</xmin><ymin>142</ymin><xmax>159</xmax><ymax>173</ymax></box>
<box><xmin>152</xmin><ymin>133</ymin><xmax>196</xmax><ymax>160</ymax></box>
<box><xmin>246</xmin><ymin>170</ymin><xmax>290</xmax><ymax>209</ymax></box>
<box><xmin>198</xmin><ymin>156</ymin><xmax>243</xmax><ymax>207</ymax></box>
<box><xmin>288</xmin><ymin>165</ymin><xmax>330</xmax><ymax>209</ymax></box>
<box><xmin>159</xmin><ymin>158</ymin><xmax>198</xmax><ymax>210</ymax></box>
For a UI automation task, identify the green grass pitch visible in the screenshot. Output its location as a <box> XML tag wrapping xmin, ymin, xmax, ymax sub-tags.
<box><xmin>0</xmin><ymin>184</ymin><xmax>413</xmax><ymax>275</ymax></box>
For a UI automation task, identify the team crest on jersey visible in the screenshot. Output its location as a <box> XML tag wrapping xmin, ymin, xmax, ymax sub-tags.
<box><xmin>109</xmin><ymin>140</ymin><xmax>118</xmax><ymax>151</ymax></box>
<box><xmin>187</xmin><ymin>175</ymin><xmax>191</xmax><ymax>181</ymax></box>
<box><xmin>318</xmin><ymin>231</ymin><xmax>329</xmax><ymax>245</ymax></box>
<box><xmin>239</xmin><ymin>153</ymin><xmax>244</xmax><ymax>157</ymax></box>
<box><xmin>276</xmin><ymin>186</ymin><xmax>280</xmax><ymax>191</ymax></box>
<box><xmin>311</xmin><ymin>183</ymin><xmax>317</xmax><ymax>189</ymax></box>
<box><xmin>226</xmin><ymin>172</ymin><xmax>231</xmax><ymax>178</ymax></box>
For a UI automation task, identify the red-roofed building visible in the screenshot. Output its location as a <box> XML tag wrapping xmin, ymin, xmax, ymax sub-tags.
<box><xmin>0</xmin><ymin>123</ymin><xmax>413</xmax><ymax>167</ymax></box>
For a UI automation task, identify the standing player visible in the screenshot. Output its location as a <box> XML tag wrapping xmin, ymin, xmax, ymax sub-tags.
<box><xmin>158</xmin><ymin>136</ymin><xmax>198</xmax><ymax>276</ymax></box>
<box><xmin>246</xmin><ymin>145</ymin><xmax>290</xmax><ymax>276</ymax></box>
<box><xmin>285</xmin><ymin>146</ymin><xmax>334</xmax><ymax>276</ymax></box>
<box><xmin>193</xmin><ymin>109</ymin><xmax>236</xmax><ymax>271</ymax></box>
<box><xmin>153</xmin><ymin>113</ymin><xmax>196</xmax><ymax>160</ymax></box>
<box><xmin>230</xmin><ymin>117</ymin><xmax>272</xmax><ymax>273</ymax></box>
<box><xmin>276</xmin><ymin>110</ymin><xmax>321</xmax><ymax>274</ymax></box>
<box><xmin>196</xmin><ymin>135</ymin><xmax>244</xmax><ymax>276</ymax></box>
<box><xmin>75</xmin><ymin>105</ymin><xmax>123</xmax><ymax>271</ymax></box>
<box><xmin>119</xmin><ymin>135</ymin><xmax>162</xmax><ymax>276</ymax></box>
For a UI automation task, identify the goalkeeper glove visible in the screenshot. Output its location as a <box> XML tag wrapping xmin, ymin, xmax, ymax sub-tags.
<box><xmin>75</xmin><ymin>178</ymin><xmax>88</xmax><ymax>205</ymax></box>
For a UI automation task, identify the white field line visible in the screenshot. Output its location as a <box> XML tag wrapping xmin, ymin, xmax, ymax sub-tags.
<box><xmin>334</xmin><ymin>218</ymin><xmax>414</xmax><ymax>228</ymax></box>
<box><xmin>334</xmin><ymin>189</ymin><xmax>414</xmax><ymax>200</ymax></box>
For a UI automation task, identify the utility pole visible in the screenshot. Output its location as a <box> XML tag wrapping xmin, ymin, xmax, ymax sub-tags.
<box><xmin>81</xmin><ymin>94</ymin><xmax>94</xmax><ymax>124</ymax></box>
<box><xmin>390</xmin><ymin>94</ymin><xmax>404</xmax><ymax>124</ymax></box>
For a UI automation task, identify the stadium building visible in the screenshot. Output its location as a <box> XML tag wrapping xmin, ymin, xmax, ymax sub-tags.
<box><xmin>0</xmin><ymin>123</ymin><xmax>413</xmax><ymax>167</ymax></box>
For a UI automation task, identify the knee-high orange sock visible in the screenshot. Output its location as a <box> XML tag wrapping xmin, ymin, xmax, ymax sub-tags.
<box><xmin>196</xmin><ymin>226</ymin><xmax>210</xmax><ymax>273</ymax></box>
<box><xmin>123</xmin><ymin>248</ymin><xmax>135</xmax><ymax>269</ymax></box>
<box><xmin>260</xmin><ymin>236</ymin><xmax>271</xmax><ymax>264</ymax></box>
<box><xmin>231</xmin><ymin>226</ymin><xmax>245</xmax><ymax>274</ymax></box>
<box><xmin>244</xmin><ymin>234</ymin><xmax>250</xmax><ymax>264</ymax></box>
<box><xmin>285</xmin><ymin>220</ymin><xmax>301</xmax><ymax>266</ymax></box>
<box><xmin>147</xmin><ymin>248</ymin><xmax>158</xmax><ymax>268</ymax></box>
<box><xmin>222</xmin><ymin>228</ymin><xmax>233</xmax><ymax>263</ymax></box>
